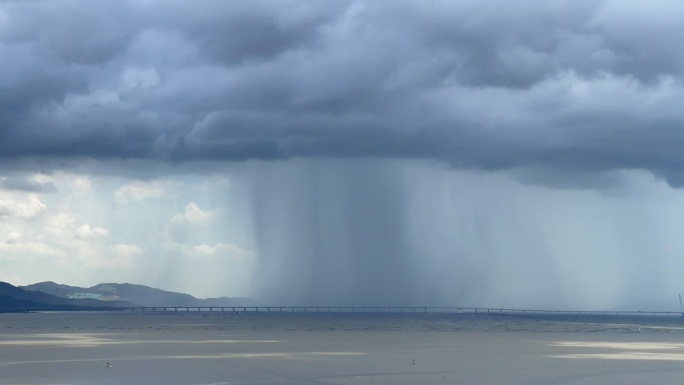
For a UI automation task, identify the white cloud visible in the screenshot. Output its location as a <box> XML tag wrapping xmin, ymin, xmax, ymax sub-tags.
<box><xmin>114</xmin><ymin>243</ymin><xmax>143</xmax><ymax>258</ymax></box>
<box><xmin>0</xmin><ymin>194</ymin><xmax>46</xmax><ymax>219</ymax></box>
<box><xmin>75</xmin><ymin>223</ymin><xmax>109</xmax><ymax>239</ymax></box>
<box><xmin>0</xmin><ymin>171</ymin><xmax>253</xmax><ymax>297</ymax></box>
<box><xmin>113</xmin><ymin>180</ymin><xmax>178</xmax><ymax>206</ymax></box>
<box><xmin>66</xmin><ymin>175</ymin><xmax>92</xmax><ymax>193</ymax></box>
<box><xmin>170</xmin><ymin>202</ymin><xmax>220</xmax><ymax>226</ymax></box>
<box><xmin>87</xmin><ymin>243</ymin><xmax>144</xmax><ymax>268</ymax></box>
<box><xmin>31</xmin><ymin>173</ymin><xmax>52</xmax><ymax>185</ymax></box>
<box><xmin>5</xmin><ymin>231</ymin><xmax>22</xmax><ymax>244</ymax></box>
<box><xmin>46</xmin><ymin>212</ymin><xmax>77</xmax><ymax>235</ymax></box>
<box><xmin>165</xmin><ymin>242</ymin><xmax>253</xmax><ymax>260</ymax></box>
<box><xmin>0</xmin><ymin>235</ymin><xmax>142</xmax><ymax>270</ymax></box>
<box><xmin>0</xmin><ymin>240</ymin><xmax>67</xmax><ymax>263</ymax></box>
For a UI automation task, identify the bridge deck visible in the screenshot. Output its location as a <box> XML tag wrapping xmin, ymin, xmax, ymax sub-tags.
<box><xmin>108</xmin><ymin>306</ymin><xmax>684</xmax><ymax>317</ymax></box>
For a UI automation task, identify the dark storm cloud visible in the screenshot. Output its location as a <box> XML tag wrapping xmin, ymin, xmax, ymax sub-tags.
<box><xmin>2</xmin><ymin>0</ymin><xmax>684</xmax><ymax>184</ymax></box>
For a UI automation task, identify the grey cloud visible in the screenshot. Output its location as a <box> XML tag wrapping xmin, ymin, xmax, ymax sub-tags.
<box><xmin>2</xmin><ymin>0</ymin><xmax>684</xmax><ymax>185</ymax></box>
<box><xmin>587</xmin><ymin>1</ymin><xmax>684</xmax><ymax>83</ymax></box>
<box><xmin>162</xmin><ymin>1</ymin><xmax>348</xmax><ymax>65</ymax></box>
<box><xmin>1</xmin><ymin>0</ymin><xmax>146</xmax><ymax>65</ymax></box>
<box><xmin>0</xmin><ymin>176</ymin><xmax>57</xmax><ymax>193</ymax></box>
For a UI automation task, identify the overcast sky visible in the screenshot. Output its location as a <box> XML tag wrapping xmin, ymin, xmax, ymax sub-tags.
<box><xmin>2</xmin><ymin>0</ymin><xmax>684</xmax><ymax>309</ymax></box>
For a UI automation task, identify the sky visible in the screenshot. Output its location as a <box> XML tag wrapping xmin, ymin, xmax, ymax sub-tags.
<box><xmin>2</xmin><ymin>0</ymin><xmax>684</xmax><ymax>309</ymax></box>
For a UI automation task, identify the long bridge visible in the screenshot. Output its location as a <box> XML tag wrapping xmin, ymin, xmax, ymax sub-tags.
<box><xmin>109</xmin><ymin>306</ymin><xmax>684</xmax><ymax>317</ymax></box>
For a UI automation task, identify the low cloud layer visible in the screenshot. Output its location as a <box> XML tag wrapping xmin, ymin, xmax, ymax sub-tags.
<box><xmin>2</xmin><ymin>0</ymin><xmax>684</xmax><ymax>185</ymax></box>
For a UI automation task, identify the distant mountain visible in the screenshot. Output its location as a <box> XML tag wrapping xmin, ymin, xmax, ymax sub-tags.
<box><xmin>0</xmin><ymin>282</ymin><xmax>130</xmax><ymax>312</ymax></box>
<box><xmin>0</xmin><ymin>281</ymin><xmax>71</xmax><ymax>305</ymax></box>
<box><xmin>21</xmin><ymin>281</ymin><xmax>92</xmax><ymax>300</ymax></box>
<box><xmin>22</xmin><ymin>281</ymin><xmax>256</xmax><ymax>307</ymax></box>
<box><xmin>90</xmin><ymin>283</ymin><xmax>199</xmax><ymax>306</ymax></box>
<box><xmin>0</xmin><ymin>295</ymin><xmax>47</xmax><ymax>310</ymax></box>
